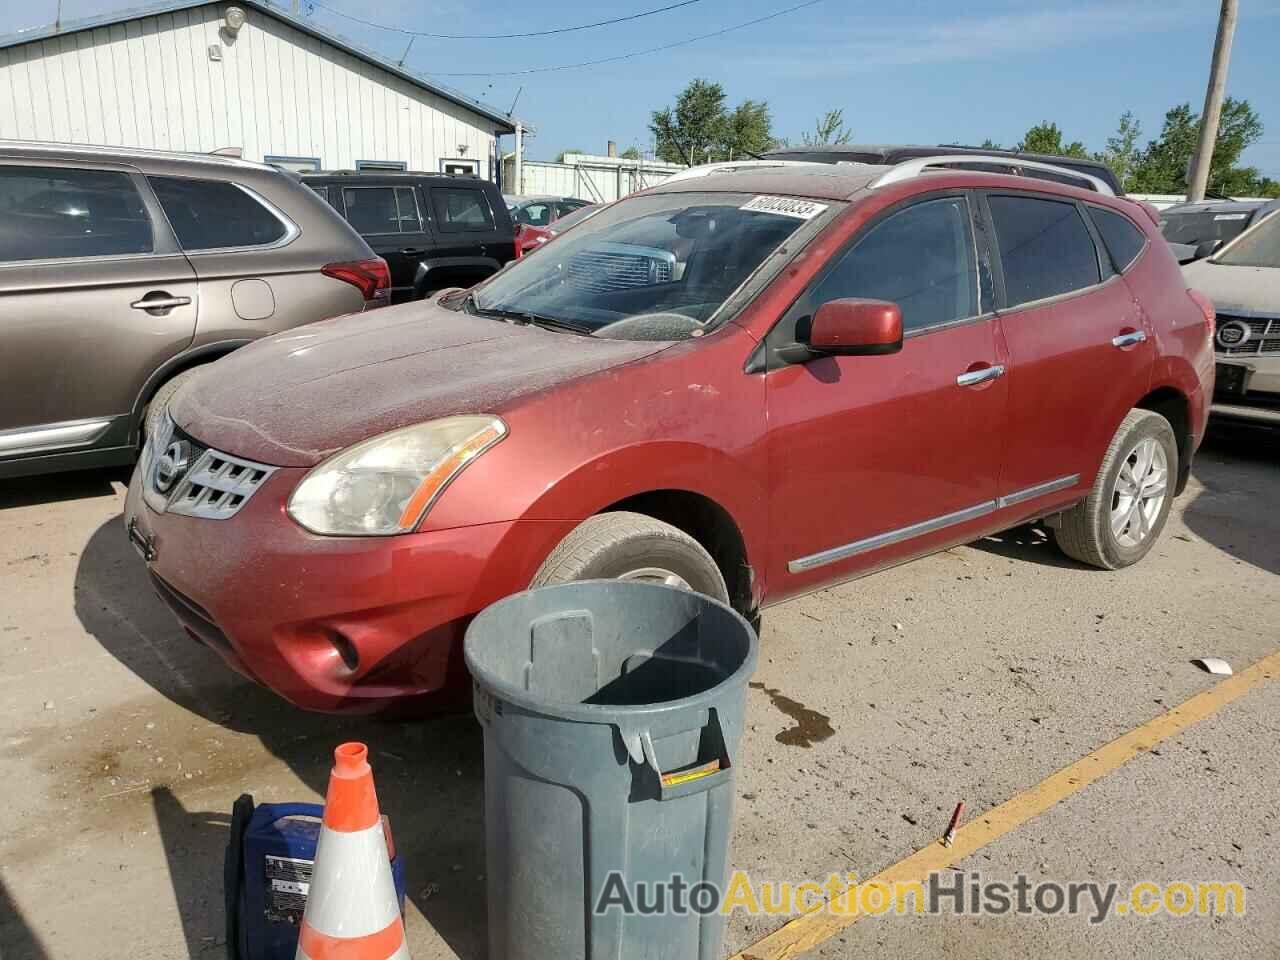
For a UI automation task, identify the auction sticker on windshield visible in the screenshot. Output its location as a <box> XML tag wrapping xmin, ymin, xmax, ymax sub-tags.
<box><xmin>740</xmin><ymin>195</ymin><xmax>829</xmax><ymax>219</ymax></box>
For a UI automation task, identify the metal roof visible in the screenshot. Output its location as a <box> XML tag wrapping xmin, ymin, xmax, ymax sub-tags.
<box><xmin>0</xmin><ymin>0</ymin><xmax>524</xmax><ymax>134</ymax></box>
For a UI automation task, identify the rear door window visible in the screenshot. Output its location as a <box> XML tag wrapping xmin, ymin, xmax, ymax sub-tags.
<box><xmin>149</xmin><ymin>176</ymin><xmax>289</xmax><ymax>251</ymax></box>
<box><xmin>988</xmin><ymin>195</ymin><xmax>1101</xmax><ymax>307</ymax></box>
<box><xmin>808</xmin><ymin>195</ymin><xmax>979</xmax><ymax>334</ymax></box>
<box><xmin>431</xmin><ymin>187</ymin><xmax>495</xmax><ymax>233</ymax></box>
<box><xmin>0</xmin><ymin>165</ymin><xmax>153</xmax><ymax>262</ymax></box>
<box><xmin>1088</xmin><ymin>206</ymin><xmax>1147</xmax><ymax>272</ymax></box>
<box><xmin>341</xmin><ymin>186</ymin><xmax>423</xmax><ymax>234</ymax></box>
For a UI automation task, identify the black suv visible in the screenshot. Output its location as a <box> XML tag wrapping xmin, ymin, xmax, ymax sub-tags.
<box><xmin>303</xmin><ymin>172</ymin><xmax>516</xmax><ymax>302</ymax></box>
<box><xmin>761</xmin><ymin>143</ymin><xmax>1124</xmax><ymax>196</ymax></box>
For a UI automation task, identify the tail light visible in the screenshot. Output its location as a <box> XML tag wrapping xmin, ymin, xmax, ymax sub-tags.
<box><xmin>322</xmin><ymin>258</ymin><xmax>391</xmax><ymax>305</ymax></box>
<box><xmin>1187</xmin><ymin>288</ymin><xmax>1216</xmax><ymax>337</ymax></box>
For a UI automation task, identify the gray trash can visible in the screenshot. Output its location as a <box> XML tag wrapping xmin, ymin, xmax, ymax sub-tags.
<box><xmin>464</xmin><ymin>579</ymin><xmax>759</xmax><ymax>960</ymax></box>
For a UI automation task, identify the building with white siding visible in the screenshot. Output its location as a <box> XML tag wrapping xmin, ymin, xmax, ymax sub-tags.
<box><xmin>0</xmin><ymin>0</ymin><xmax>522</xmax><ymax>180</ymax></box>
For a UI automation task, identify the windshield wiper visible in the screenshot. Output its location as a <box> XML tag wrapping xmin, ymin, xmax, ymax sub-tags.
<box><xmin>464</xmin><ymin>293</ymin><xmax>591</xmax><ymax>334</ymax></box>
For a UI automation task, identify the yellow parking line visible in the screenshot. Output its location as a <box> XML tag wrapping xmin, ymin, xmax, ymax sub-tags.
<box><xmin>732</xmin><ymin>647</ymin><xmax>1280</xmax><ymax>960</ymax></box>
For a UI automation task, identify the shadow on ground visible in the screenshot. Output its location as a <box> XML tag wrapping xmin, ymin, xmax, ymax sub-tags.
<box><xmin>73</xmin><ymin>511</ymin><xmax>487</xmax><ymax>960</ymax></box>
<box><xmin>0</xmin><ymin>877</ymin><xmax>51</xmax><ymax>960</ymax></box>
<box><xmin>970</xmin><ymin>522</ymin><xmax>1092</xmax><ymax>570</ymax></box>
<box><xmin>1181</xmin><ymin>421</ymin><xmax>1280</xmax><ymax>576</ymax></box>
<box><xmin>0</xmin><ymin>467</ymin><xmax>131</xmax><ymax>511</ymax></box>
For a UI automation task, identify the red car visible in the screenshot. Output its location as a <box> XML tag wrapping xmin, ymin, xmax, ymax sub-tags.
<box><xmin>125</xmin><ymin>161</ymin><xmax>1215</xmax><ymax>713</ymax></box>
<box><xmin>514</xmin><ymin>203</ymin><xmax>600</xmax><ymax>257</ymax></box>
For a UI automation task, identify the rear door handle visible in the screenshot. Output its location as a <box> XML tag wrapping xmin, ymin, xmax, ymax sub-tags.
<box><xmin>956</xmin><ymin>364</ymin><xmax>1005</xmax><ymax>387</ymax></box>
<box><xmin>130</xmin><ymin>294</ymin><xmax>192</xmax><ymax>312</ymax></box>
<box><xmin>1112</xmin><ymin>330</ymin><xmax>1148</xmax><ymax>348</ymax></box>
<box><xmin>399</xmin><ymin>247</ymin><xmax>427</xmax><ymax>255</ymax></box>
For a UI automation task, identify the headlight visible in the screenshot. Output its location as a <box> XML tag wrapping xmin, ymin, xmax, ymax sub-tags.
<box><xmin>287</xmin><ymin>416</ymin><xmax>506</xmax><ymax>536</ymax></box>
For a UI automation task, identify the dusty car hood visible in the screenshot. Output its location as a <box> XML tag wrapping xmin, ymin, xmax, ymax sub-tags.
<box><xmin>170</xmin><ymin>302</ymin><xmax>670</xmax><ymax>466</ymax></box>
<box><xmin>1182</xmin><ymin>260</ymin><xmax>1280</xmax><ymax>315</ymax></box>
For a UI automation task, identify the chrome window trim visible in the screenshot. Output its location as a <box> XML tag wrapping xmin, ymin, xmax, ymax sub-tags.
<box><xmin>993</xmin><ymin>271</ymin><xmax>1126</xmax><ymax>319</ymax></box>
<box><xmin>787</xmin><ymin>474</ymin><xmax>1081</xmax><ymax>573</ymax></box>
<box><xmin>0</xmin><ymin>417</ymin><xmax>113</xmax><ymax>456</ymax></box>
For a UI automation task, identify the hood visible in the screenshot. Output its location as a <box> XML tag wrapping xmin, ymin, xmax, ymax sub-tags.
<box><xmin>170</xmin><ymin>302</ymin><xmax>670</xmax><ymax>466</ymax></box>
<box><xmin>1182</xmin><ymin>260</ymin><xmax>1280</xmax><ymax>316</ymax></box>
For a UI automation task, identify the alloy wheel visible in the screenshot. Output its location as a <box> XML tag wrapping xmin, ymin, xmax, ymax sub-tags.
<box><xmin>1110</xmin><ymin>437</ymin><xmax>1168</xmax><ymax>548</ymax></box>
<box><xmin>617</xmin><ymin>567</ymin><xmax>693</xmax><ymax>590</ymax></box>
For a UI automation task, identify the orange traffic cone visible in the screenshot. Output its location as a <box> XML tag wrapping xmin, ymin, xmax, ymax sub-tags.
<box><xmin>296</xmin><ymin>742</ymin><xmax>409</xmax><ymax>960</ymax></box>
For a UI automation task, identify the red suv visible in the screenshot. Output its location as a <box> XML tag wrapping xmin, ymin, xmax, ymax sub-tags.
<box><xmin>124</xmin><ymin>161</ymin><xmax>1215</xmax><ymax>713</ymax></box>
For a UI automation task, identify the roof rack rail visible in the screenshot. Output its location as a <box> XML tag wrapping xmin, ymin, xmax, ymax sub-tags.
<box><xmin>871</xmin><ymin>155</ymin><xmax>1115</xmax><ymax>196</ymax></box>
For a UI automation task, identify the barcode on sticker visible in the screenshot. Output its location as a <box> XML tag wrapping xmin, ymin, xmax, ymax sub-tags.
<box><xmin>740</xmin><ymin>195</ymin><xmax>828</xmax><ymax>220</ymax></box>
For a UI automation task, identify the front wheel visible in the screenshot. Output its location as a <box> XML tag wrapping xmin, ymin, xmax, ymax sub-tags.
<box><xmin>1053</xmin><ymin>409</ymin><xmax>1178</xmax><ymax>570</ymax></box>
<box><xmin>530</xmin><ymin>511</ymin><xmax>729</xmax><ymax>602</ymax></box>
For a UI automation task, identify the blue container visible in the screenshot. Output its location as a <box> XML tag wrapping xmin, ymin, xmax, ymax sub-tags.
<box><xmin>225</xmin><ymin>796</ymin><xmax>407</xmax><ymax>960</ymax></box>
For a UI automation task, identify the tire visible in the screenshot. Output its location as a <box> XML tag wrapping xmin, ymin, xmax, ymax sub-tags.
<box><xmin>1053</xmin><ymin>409</ymin><xmax>1178</xmax><ymax>570</ymax></box>
<box><xmin>531</xmin><ymin>511</ymin><xmax>730</xmax><ymax>602</ymax></box>
<box><xmin>142</xmin><ymin>367</ymin><xmax>205</xmax><ymax>441</ymax></box>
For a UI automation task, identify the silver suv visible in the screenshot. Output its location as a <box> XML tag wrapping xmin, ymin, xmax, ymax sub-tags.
<box><xmin>0</xmin><ymin>141</ymin><xmax>389</xmax><ymax>478</ymax></box>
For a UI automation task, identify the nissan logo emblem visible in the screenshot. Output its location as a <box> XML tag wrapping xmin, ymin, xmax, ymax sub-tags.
<box><xmin>1217</xmin><ymin>320</ymin><xmax>1251</xmax><ymax>349</ymax></box>
<box><xmin>154</xmin><ymin>440</ymin><xmax>190</xmax><ymax>494</ymax></box>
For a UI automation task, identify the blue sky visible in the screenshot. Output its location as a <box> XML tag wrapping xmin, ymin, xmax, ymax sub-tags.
<box><xmin>12</xmin><ymin>0</ymin><xmax>1280</xmax><ymax>175</ymax></box>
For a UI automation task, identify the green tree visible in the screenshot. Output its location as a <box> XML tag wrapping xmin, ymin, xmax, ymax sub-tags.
<box><xmin>1131</xmin><ymin>98</ymin><xmax>1265</xmax><ymax>195</ymax></box>
<box><xmin>1015</xmin><ymin>122</ymin><xmax>1090</xmax><ymax>159</ymax></box>
<box><xmin>650</xmin><ymin>79</ymin><xmax>728</xmax><ymax>165</ymax></box>
<box><xmin>721</xmin><ymin>99</ymin><xmax>774</xmax><ymax>159</ymax></box>
<box><xmin>1100</xmin><ymin>111</ymin><xmax>1143</xmax><ymax>192</ymax></box>
<box><xmin>801</xmin><ymin>109</ymin><xmax>853</xmax><ymax>147</ymax></box>
<box><xmin>620</xmin><ymin>146</ymin><xmax>642</xmax><ymax>160</ymax></box>
<box><xmin>554</xmin><ymin>148</ymin><xmax>584</xmax><ymax>163</ymax></box>
<box><xmin>649</xmin><ymin>80</ymin><xmax>774</xmax><ymax>164</ymax></box>
<box><xmin>977</xmin><ymin>138</ymin><xmax>1004</xmax><ymax>150</ymax></box>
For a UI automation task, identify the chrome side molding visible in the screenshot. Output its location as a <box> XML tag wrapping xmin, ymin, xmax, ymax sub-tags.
<box><xmin>0</xmin><ymin>418</ymin><xmax>113</xmax><ymax>456</ymax></box>
<box><xmin>787</xmin><ymin>474</ymin><xmax>1082</xmax><ymax>574</ymax></box>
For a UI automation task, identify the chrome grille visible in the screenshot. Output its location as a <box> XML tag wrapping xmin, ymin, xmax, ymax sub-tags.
<box><xmin>566</xmin><ymin>242</ymin><xmax>675</xmax><ymax>294</ymax></box>
<box><xmin>143</xmin><ymin>413</ymin><xmax>276</xmax><ymax>520</ymax></box>
<box><xmin>1217</xmin><ymin>315</ymin><xmax>1280</xmax><ymax>356</ymax></box>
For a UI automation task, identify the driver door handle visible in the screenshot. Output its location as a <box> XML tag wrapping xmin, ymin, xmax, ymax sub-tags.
<box><xmin>1112</xmin><ymin>330</ymin><xmax>1148</xmax><ymax>348</ymax></box>
<box><xmin>956</xmin><ymin>364</ymin><xmax>1005</xmax><ymax>387</ymax></box>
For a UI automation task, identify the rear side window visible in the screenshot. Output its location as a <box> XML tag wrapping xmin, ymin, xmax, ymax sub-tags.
<box><xmin>432</xmin><ymin>188</ymin><xmax>494</xmax><ymax>232</ymax></box>
<box><xmin>988</xmin><ymin>195</ymin><xmax>1100</xmax><ymax>307</ymax></box>
<box><xmin>1089</xmin><ymin>206</ymin><xmax>1146</xmax><ymax>272</ymax></box>
<box><xmin>0</xmin><ymin>165</ymin><xmax>152</xmax><ymax>262</ymax></box>
<box><xmin>810</xmin><ymin>196</ymin><xmax>978</xmax><ymax>333</ymax></box>
<box><xmin>149</xmin><ymin>177</ymin><xmax>288</xmax><ymax>251</ymax></box>
<box><xmin>341</xmin><ymin>186</ymin><xmax>422</xmax><ymax>234</ymax></box>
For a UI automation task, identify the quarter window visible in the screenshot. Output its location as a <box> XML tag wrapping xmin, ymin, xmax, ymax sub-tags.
<box><xmin>340</xmin><ymin>186</ymin><xmax>422</xmax><ymax>234</ymax></box>
<box><xmin>0</xmin><ymin>165</ymin><xmax>153</xmax><ymax>262</ymax></box>
<box><xmin>149</xmin><ymin>177</ymin><xmax>288</xmax><ymax>251</ymax></box>
<box><xmin>809</xmin><ymin>196</ymin><xmax>978</xmax><ymax>334</ymax></box>
<box><xmin>1089</xmin><ymin>206</ymin><xmax>1147</xmax><ymax>272</ymax></box>
<box><xmin>988</xmin><ymin>195</ymin><xmax>1101</xmax><ymax>307</ymax></box>
<box><xmin>432</xmin><ymin>188</ymin><xmax>494</xmax><ymax>232</ymax></box>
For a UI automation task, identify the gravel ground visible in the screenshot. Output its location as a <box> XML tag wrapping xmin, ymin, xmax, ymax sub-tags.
<box><xmin>0</xmin><ymin>423</ymin><xmax>1276</xmax><ymax>960</ymax></box>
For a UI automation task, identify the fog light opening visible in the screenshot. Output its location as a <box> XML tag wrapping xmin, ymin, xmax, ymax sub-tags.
<box><xmin>328</xmin><ymin>629</ymin><xmax>360</xmax><ymax>672</ymax></box>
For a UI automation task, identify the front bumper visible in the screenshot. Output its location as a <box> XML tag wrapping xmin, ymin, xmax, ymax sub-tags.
<box><xmin>1213</xmin><ymin>353</ymin><xmax>1280</xmax><ymax>426</ymax></box>
<box><xmin>123</xmin><ymin>464</ymin><xmax>571</xmax><ymax>713</ymax></box>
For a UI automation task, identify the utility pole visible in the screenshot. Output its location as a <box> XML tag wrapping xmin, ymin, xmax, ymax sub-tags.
<box><xmin>1187</xmin><ymin>0</ymin><xmax>1239</xmax><ymax>201</ymax></box>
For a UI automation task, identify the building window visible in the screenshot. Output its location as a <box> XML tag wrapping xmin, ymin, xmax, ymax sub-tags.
<box><xmin>265</xmin><ymin>155</ymin><xmax>322</xmax><ymax>173</ymax></box>
<box><xmin>356</xmin><ymin>160</ymin><xmax>408</xmax><ymax>172</ymax></box>
<box><xmin>441</xmin><ymin>158</ymin><xmax>479</xmax><ymax>176</ymax></box>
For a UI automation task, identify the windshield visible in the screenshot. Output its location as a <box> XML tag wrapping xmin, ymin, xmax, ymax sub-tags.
<box><xmin>1216</xmin><ymin>211</ymin><xmax>1280</xmax><ymax>268</ymax></box>
<box><xmin>1160</xmin><ymin>209</ymin><xmax>1254</xmax><ymax>247</ymax></box>
<box><xmin>465</xmin><ymin>191</ymin><xmax>832</xmax><ymax>339</ymax></box>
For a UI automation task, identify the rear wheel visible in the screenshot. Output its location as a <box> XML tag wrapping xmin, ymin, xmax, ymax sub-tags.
<box><xmin>1053</xmin><ymin>409</ymin><xmax>1177</xmax><ymax>569</ymax></box>
<box><xmin>531</xmin><ymin>511</ymin><xmax>729</xmax><ymax>602</ymax></box>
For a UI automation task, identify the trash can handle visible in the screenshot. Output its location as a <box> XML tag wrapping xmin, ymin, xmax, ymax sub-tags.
<box><xmin>631</xmin><ymin>714</ymin><xmax>735</xmax><ymax>802</ymax></box>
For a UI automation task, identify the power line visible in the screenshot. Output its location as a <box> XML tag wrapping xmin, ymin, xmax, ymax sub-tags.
<box><xmin>307</xmin><ymin>0</ymin><xmax>703</xmax><ymax>39</ymax></box>
<box><xmin>419</xmin><ymin>0</ymin><xmax>826</xmax><ymax>77</ymax></box>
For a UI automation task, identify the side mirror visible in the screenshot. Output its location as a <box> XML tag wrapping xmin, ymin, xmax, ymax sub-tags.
<box><xmin>804</xmin><ymin>298</ymin><xmax>903</xmax><ymax>357</ymax></box>
<box><xmin>1194</xmin><ymin>239</ymin><xmax>1222</xmax><ymax>261</ymax></box>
